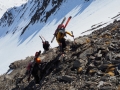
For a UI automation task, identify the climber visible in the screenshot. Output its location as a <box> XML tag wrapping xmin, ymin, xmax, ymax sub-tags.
<box><xmin>26</xmin><ymin>51</ymin><xmax>42</xmax><ymax>84</ymax></box>
<box><xmin>39</xmin><ymin>35</ymin><xmax>50</xmax><ymax>52</ymax></box>
<box><xmin>55</xmin><ymin>24</ymin><xmax>74</xmax><ymax>53</ymax></box>
<box><xmin>35</xmin><ymin>50</ymin><xmax>41</xmax><ymax>57</ymax></box>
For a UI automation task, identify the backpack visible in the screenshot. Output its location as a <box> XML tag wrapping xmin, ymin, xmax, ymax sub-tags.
<box><xmin>35</xmin><ymin>52</ymin><xmax>39</xmax><ymax>57</ymax></box>
<box><xmin>55</xmin><ymin>24</ymin><xmax>65</xmax><ymax>36</ymax></box>
<box><xmin>43</xmin><ymin>41</ymin><xmax>50</xmax><ymax>51</ymax></box>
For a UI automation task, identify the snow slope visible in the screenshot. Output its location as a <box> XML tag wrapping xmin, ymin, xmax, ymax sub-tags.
<box><xmin>0</xmin><ymin>0</ymin><xmax>120</xmax><ymax>74</ymax></box>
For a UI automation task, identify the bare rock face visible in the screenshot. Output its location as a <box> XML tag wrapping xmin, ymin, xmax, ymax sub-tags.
<box><xmin>1</xmin><ymin>20</ymin><xmax>120</xmax><ymax>90</ymax></box>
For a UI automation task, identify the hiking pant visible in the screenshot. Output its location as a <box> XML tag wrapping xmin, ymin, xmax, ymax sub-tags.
<box><xmin>59</xmin><ymin>38</ymin><xmax>66</xmax><ymax>52</ymax></box>
<box><xmin>32</xmin><ymin>73</ymin><xmax>40</xmax><ymax>84</ymax></box>
<box><xmin>31</xmin><ymin>64</ymin><xmax>40</xmax><ymax>84</ymax></box>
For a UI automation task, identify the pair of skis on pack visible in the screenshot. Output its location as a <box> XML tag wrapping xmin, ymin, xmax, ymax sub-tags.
<box><xmin>39</xmin><ymin>35</ymin><xmax>46</xmax><ymax>43</ymax></box>
<box><xmin>51</xmin><ymin>16</ymin><xmax>72</xmax><ymax>43</ymax></box>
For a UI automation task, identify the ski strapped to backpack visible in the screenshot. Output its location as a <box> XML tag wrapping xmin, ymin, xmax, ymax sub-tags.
<box><xmin>39</xmin><ymin>35</ymin><xmax>44</xmax><ymax>42</ymax></box>
<box><xmin>65</xmin><ymin>16</ymin><xmax>72</xmax><ymax>28</ymax></box>
<box><xmin>51</xmin><ymin>17</ymin><xmax>66</xmax><ymax>43</ymax></box>
<box><xmin>41</xmin><ymin>35</ymin><xmax>45</xmax><ymax>41</ymax></box>
<box><xmin>51</xmin><ymin>16</ymin><xmax>72</xmax><ymax>43</ymax></box>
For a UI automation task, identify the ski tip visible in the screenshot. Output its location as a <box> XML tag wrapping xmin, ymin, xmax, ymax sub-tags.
<box><xmin>69</xmin><ymin>16</ymin><xmax>72</xmax><ymax>18</ymax></box>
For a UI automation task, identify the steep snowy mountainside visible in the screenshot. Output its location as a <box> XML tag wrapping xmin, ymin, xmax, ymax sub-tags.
<box><xmin>0</xmin><ymin>0</ymin><xmax>93</xmax><ymax>46</ymax></box>
<box><xmin>0</xmin><ymin>0</ymin><xmax>68</xmax><ymax>39</ymax></box>
<box><xmin>0</xmin><ymin>0</ymin><xmax>28</xmax><ymax>18</ymax></box>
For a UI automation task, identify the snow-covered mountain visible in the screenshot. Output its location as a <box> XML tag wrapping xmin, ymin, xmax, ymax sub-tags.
<box><xmin>0</xmin><ymin>0</ymin><xmax>28</xmax><ymax>18</ymax></box>
<box><xmin>0</xmin><ymin>0</ymin><xmax>120</xmax><ymax>74</ymax></box>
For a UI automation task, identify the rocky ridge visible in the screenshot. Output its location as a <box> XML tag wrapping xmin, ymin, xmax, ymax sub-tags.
<box><xmin>0</xmin><ymin>20</ymin><xmax>120</xmax><ymax>90</ymax></box>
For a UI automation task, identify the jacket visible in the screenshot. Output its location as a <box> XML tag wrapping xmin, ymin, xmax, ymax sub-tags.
<box><xmin>56</xmin><ymin>31</ymin><xmax>73</xmax><ymax>44</ymax></box>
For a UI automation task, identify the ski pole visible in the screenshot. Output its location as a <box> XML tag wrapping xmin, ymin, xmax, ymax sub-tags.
<box><xmin>51</xmin><ymin>36</ymin><xmax>55</xmax><ymax>43</ymax></box>
<box><xmin>71</xmin><ymin>31</ymin><xmax>75</xmax><ymax>42</ymax></box>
